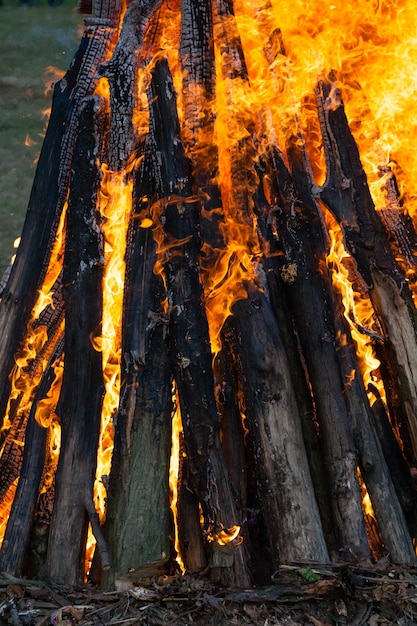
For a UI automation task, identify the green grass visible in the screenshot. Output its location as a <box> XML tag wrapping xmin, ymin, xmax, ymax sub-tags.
<box><xmin>0</xmin><ymin>1</ymin><xmax>83</xmax><ymax>275</ymax></box>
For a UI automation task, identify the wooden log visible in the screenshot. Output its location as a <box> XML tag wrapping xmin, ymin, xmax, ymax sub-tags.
<box><xmin>0</xmin><ymin>338</ymin><xmax>63</xmax><ymax>575</ymax></box>
<box><xmin>222</xmin><ymin>287</ymin><xmax>329</xmax><ymax>565</ymax></box>
<box><xmin>46</xmin><ymin>96</ymin><xmax>107</xmax><ymax>586</ymax></box>
<box><xmin>177</xmin><ymin>452</ymin><xmax>208</xmax><ymax>573</ymax></box>
<box><xmin>253</xmin><ymin>163</ymin><xmax>338</xmax><ymax>558</ymax></box>
<box><xmin>259</xmin><ymin>145</ymin><xmax>370</xmax><ymax>561</ymax></box>
<box><xmin>288</xmin><ymin>133</ymin><xmax>417</xmax><ymax>565</ymax></box>
<box><xmin>314</xmin><ymin>77</ymin><xmax>417</xmax><ymax>461</ymax></box>
<box><xmin>368</xmin><ymin>384</ymin><xmax>417</xmax><ymax>523</ymax></box>
<box><xmin>0</xmin><ymin>285</ymin><xmax>65</xmax><ymax>504</ymax></box>
<box><xmin>147</xmin><ymin>57</ymin><xmax>250</xmax><ymax>586</ymax></box>
<box><xmin>101</xmin><ymin>152</ymin><xmax>173</xmax><ymax>591</ymax></box>
<box><xmin>0</xmin><ymin>0</ymin><xmax>122</xmax><ymax>427</ymax></box>
<box><xmin>97</xmin><ymin>0</ymin><xmax>164</xmax><ymax>170</ymax></box>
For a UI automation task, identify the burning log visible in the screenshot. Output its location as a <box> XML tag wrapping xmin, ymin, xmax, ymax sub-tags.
<box><xmin>0</xmin><ymin>339</ymin><xmax>63</xmax><ymax>576</ymax></box>
<box><xmin>0</xmin><ymin>0</ymin><xmax>122</xmax><ymax>426</ymax></box>
<box><xmin>101</xmin><ymin>151</ymin><xmax>173</xmax><ymax>590</ymax></box>
<box><xmin>315</xmin><ymin>77</ymin><xmax>417</xmax><ymax>461</ymax></box>
<box><xmin>45</xmin><ymin>95</ymin><xmax>108</xmax><ymax>586</ymax></box>
<box><xmin>287</xmin><ymin>136</ymin><xmax>417</xmax><ymax>565</ymax></box>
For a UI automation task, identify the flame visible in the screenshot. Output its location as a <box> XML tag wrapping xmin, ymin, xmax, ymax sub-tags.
<box><xmin>169</xmin><ymin>389</ymin><xmax>184</xmax><ymax>571</ymax></box>
<box><xmin>214</xmin><ymin>524</ymin><xmax>242</xmax><ymax>546</ymax></box>
<box><xmin>325</xmin><ymin>209</ymin><xmax>385</xmax><ymax>404</ymax></box>
<box><xmin>92</xmin><ymin>164</ymin><xmax>133</xmax><ymax>522</ymax></box>
<box><xmin>24</xmin><ymin>135</ymin><xmax>37</xmax><ymax>147</ymax></box>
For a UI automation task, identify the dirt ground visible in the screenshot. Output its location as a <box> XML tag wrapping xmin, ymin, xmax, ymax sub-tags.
<box><xmin>1</xmin><ymin>562</ymin><xmax>416</xmax><ymax>625</ymax></box>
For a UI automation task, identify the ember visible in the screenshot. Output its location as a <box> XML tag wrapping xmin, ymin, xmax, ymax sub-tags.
<box><xmin>0</xmin><ymin>0</ymin><xmax>417</xmax><ymax>592</ymax></box>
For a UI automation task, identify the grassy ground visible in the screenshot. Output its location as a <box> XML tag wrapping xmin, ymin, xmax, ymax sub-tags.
<box><xmin>0</xmin><ymin>1</ymin><xmax>83</xmax><ymax>275</ymax></box>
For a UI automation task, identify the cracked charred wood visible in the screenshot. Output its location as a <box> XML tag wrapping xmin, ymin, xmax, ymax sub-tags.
<box><xmin>0</xmin><ymin>0</ymin><xmax>122</xmax><ymax>429</ymax></box>
<box><xmin>337</xmin><ymin>325</ymin><xmax>417</xmax><ymax>564</ymax></box>
<box><xmin>46</xmin><ymin>97</ymin><xmax>107</xmax><ymax>586</ymax></box>
<box><xmin>0</xmin><ymin>283</ymin><xmax>65</xmax><ymax>502</ymax></box>
<box><xmin>149</xmin><ymin>58</ymin><xmax>250</xmax><ymax>586</ymax></box>
<box><xmin>261</xmin><ymin>144</ymin><xmax>369</xmax><ymax>560</ymax></box>
<box><xmin>314</xmin><ymin>77</ymin><xmax>417</xmax><ymax>460</ymax></box>
<box><xmin>377</xmin><ymin>164</ymin><xmax>417</xmax><ymax>280</ymax></box>
<box><xmin>101</xmin><ymin>152</ymin><xmax>173</xmax><ymax>591</ymax></box>
<box><xmin>222</xmin><ymin>287</ymin><xmax>329</xmax><ymax>566</ymax></box>
<box><xmin>289</xmin><ymin>135</ymin><xmax>417</xmax><ymax>565</ymax></box>
<box><xmin>97</xmin><ymin>0</ymin><xmax>164</xmax><ymax>171</ymax></box>
<box><xmin>0</xmin><ymin>338</ymin><xmax>63</xmax><ymax>576</ymax></box>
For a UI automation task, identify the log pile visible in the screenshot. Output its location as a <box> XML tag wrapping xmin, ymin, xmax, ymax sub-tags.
<box><xmin>0</xmin><ymin>0</ymin><xmax>417</xmax><ymax>591</ymax></box>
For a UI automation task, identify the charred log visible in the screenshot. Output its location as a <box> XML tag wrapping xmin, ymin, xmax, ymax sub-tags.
<box><xmin>102</xmin><ymin>152</ymin><xmax>173</xmax><ymax>591</ymax></box>
<box><xmin>149</xmin><ymin>58</ymin><xmax>250</xmax><ymax>586</ymax></box>
<box><xmin>46</xmin><ymin>96</ymin><xmax>107</xmax><ymax>586</ymax></box>
<box><xmin>0</xmin><ymin>1</ymin><xmax>122</xmax><ymax>427</ymax></box>
<box><xmin>315</xmin><ymin>77</ymin><xmax>417</xmax><ymax>461</ymax></box>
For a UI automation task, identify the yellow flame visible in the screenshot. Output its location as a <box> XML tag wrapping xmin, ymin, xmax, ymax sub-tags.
<box><xmin>92</xmin><ymin>164</ymin><xmax>133</xmax><ymax>523</ymax></box>
<box><xmin>214</xmin><ymin>524</ymin><xmax>241</xmax><ymax>546</ymax></box>
<box><xmin>169</xmin><ymin>390</ymin><xmax>185</xmax><ymax>572</ymax></box>
<box><xmin>325</xmin><ymin>209</ymin><xmax>385</xmax><ymax>404</ymax></box>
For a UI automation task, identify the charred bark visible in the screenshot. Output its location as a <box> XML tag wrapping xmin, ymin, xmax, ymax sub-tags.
<box><xmin>258</xmin><ymin>146</ymin><xmax>369</xmax><ymax>560</ymax></box>
<box><xmin>46</xmin><ymin>97</ymin><xmax>107</xmax><ymax>586</ymax></box>
<box><xmin>288</xmin><ymin>134</ymin><xmax>417</xmax><ymax>565</ymax></box>
<box><xmin>149</xmin><ymin>58</ymin><xmax>250</xmax><ymax>586</ymax></box>
<box><xmin>0</xmin><ymin>339</ymin><xmax>63</xmax><ymax>576</ymax></box>
<box><xmin>315</xmin><ymin>77</ymin><xmax>417</xmax><ymax>460</ymax></box>
<box><xmin>102</xmin><ymin>153</ymin><xmax>173</xmax><ymax>591</ymax></box>
<box><xmin>0</xmin><ymin>1</ymin><xmax>122</xmax><ymax>427</ymax></box>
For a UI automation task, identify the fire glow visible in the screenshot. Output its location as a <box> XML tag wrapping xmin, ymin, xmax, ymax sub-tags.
<box><xmin>1</xmin><ymin>0</ymin><xmax>417</xmax><ymax>587</ymax></box>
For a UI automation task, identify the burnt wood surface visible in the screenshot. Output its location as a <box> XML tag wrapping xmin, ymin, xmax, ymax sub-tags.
<box><xmin>102</xmin><ymin>153</ymin><xmax>173</xmax><ymax>590</ymax></box>
<box><xmin>150</xmin><ymin>58</ymin><xmax>250</xmax><ymax>586</ymax></box>
<box><xmin>0</xmin><ymin>339</ymin><xmax>63</xmax><ymax>575</ymax></box>
<box><xmin>289</xmin><ymin>135</ymin><xmax>417</xmax><ymax>565</ymax></box>
<box><xmin>315</xmin><ymin>78</ymin><xmax>417</xmax><ymax>460</ymax></box>
<box><xmin>0</xmin><ymin>1</ymin><xmax>122</xmax><ymax>427</ymax></box>
<box><xmin>263</xmin><ymin>145</ymin><xmax>370</xmax><ymax>560</ymax></box>
<box><xmin>46</xmin><ymin>97</ymin><xmax>106</xmax><ymax>586</ymax></box>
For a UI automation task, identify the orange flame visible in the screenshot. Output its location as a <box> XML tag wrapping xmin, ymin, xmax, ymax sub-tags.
<box><xmin>169</xmin><ymin>389</ymin><xmax>185</xmax><ymax>572</ymax></box>
<box><xmin>325</xmin><ymin>209</ymin><xmax>386</xmax><ymax>404</ymax></box>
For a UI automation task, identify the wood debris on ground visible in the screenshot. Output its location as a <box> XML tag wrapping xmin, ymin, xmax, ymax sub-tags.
<box><xmin>0</xmin><ymin>563</ymin><xmax>416</xmax><ymax>625</ymax></box>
